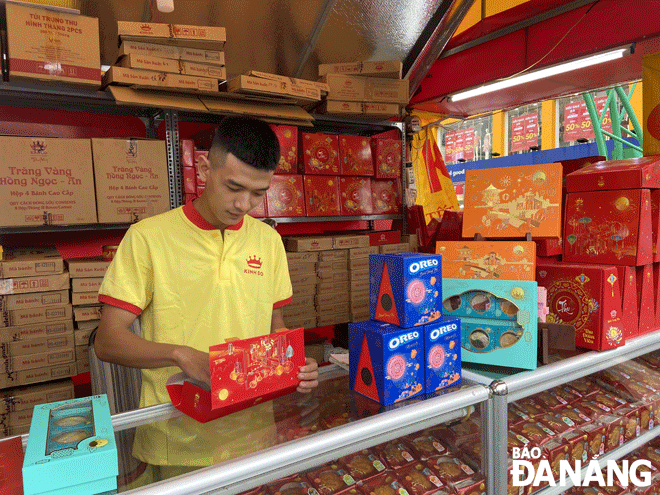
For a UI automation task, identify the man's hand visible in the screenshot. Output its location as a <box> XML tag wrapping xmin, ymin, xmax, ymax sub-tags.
<box><xmin>172</xmin><ymin>346</ymin><xmax>211</xmax><ymax>386</ymax></box>
<box><xmin>296</xmin><ymin>357</ymin><xmax>319</xmax><ymax>393</ymax></box>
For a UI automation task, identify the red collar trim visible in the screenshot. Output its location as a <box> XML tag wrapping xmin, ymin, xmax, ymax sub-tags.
<box><xmin>183</xmin><ymin>200</ymin><xmax>244</xmax><ymax>231</ymax></box>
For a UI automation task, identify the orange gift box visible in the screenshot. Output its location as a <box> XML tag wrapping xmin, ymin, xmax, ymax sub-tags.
<box><xmin>166</xmin><ymin>328</ymin><xmax>305</xmax><ymax>423</ymax></box>
<box><xmin>304</xmin><ymin>175</ymin><xmax>341</xmax><ymax>216</ymax></box>
<box><xmin>339</xmin><ymin>134</ymin><xmax>374</xmax><ymax>176</ymax></box>
<box><xmin>435</xmin><ymin>241</ymin><xmax>536</xmax><ymax>280</ymax></box>
<box><xmin>339</xmin><ymin>176</ymin><xmax>373</xmax><ymax>215</ymax></box>
<box><xmin>270</xmin><ymin>124</ymin><xmax>298</xmax><ymax>174</ymax></box>
<box><xmin>371</xmin><ymin>138</ymin><xmax>402</xmax><ymax>179</ymax></box>
<box><xmin>371</xmin><ymin>179</ymin><xmax>401</xmax><ymax>214</ymax></box>
<box><xmin>300</xmin><ymin>132</ymin><xmax>340</xmax><ymax>175</ymax></box>
<box><xmin>266</xmin><ymin>175</ymin><xmax>305</xmax><ymax>217</ymax></box>
<box><xmin>462</xmin><ymin>163</ymin><xmax>563</xmax><ymax>239</ymax></box>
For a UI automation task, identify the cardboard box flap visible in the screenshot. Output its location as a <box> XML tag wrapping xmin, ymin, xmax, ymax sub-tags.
<box><xmin>200</xmin><ymin>96</ymin><xmax>313</xmax><ymax>126</ymax></box>
<box><xmin>109</xmin><ymin>86</ymin><xmax>209</xmax><ymax>112</ymax></box>
<box><xmin>565</xmin><ymin>156</ymin><xmax>660</xmax><ymax>191</ymax></box>
<box><xmin>166</xmin><ymin>372</ymin><xmax>219</xmax><ymax>423</ymax></box>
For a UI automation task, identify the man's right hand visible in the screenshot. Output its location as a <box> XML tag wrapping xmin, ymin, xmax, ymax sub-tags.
<box><xmin>172</xmin><ymin>346</ymin><xmax>211</xmax><ymax>386</ymax></box>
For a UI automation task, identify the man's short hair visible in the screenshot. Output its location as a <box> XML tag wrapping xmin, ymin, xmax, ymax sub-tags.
<box><xmin>208</xmin><ymin>115</ymin><xmax>280</xmax><ymax>171</ymax></box>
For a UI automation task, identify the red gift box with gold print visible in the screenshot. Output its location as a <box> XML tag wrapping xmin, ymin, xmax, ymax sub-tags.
<box><xmin>182</xmin><ymin>166</ymin><xmax>197</xmax><ymax>194</ymax></box>
<box><xmin>463</xmin><ymin>163</ymin><xmax>563</xmax><ymax>239</ymax></box>
<box><xmin>565</xmin><ymin>156</ymin><xmax>660</xmax><ymax>191</ymax></box>
<box><xmin>564</xmin><ymin>188</ymin><xmax>653</xmax><ymax>266</ymax></box>
<box><xmin>180</xmin><ymin>139</ymin><xmax>194</xmax><ymax>168</ymax></box>
<box><xmin>300</xmin><ymin>132</ymin><xmax>340</xmax><ymax>175</ymax></box>
<box><xmin>371</xmin><ymin>179</ymin><xmax>401</xmax><ymax>214</ymax></box>
<box><xmin>652</xmin><ymin>189</ymin><xmax>660</xmax><ymax>262</ymax></box>
<box><xmin>339</xmin><ymin>135</ymin><xmax>374</xmax><ymax>176</ymax></box>
<box><xmin>249</xmin><ymin>197</ymin><xmax>267</xmax><ymax>218</ymax></box>
<box><xmin>266</xmin><ymin>175</ymin><xmax>305</xmax><ymax>217</ymax></box>
<box><xmin>340</xmin><ymin>177</ymin><xmax>373</xmax><ymax>215</ymax></box>
<box><xmin>371</xmin><ymin>138</ymin><xmax>402</xmax><ymax>179</ymax></box>
<box><xmin>637</xmin><ymin>264</ymin><xmax>656</xmax><ymax>335</ymax></box>
<box><xmin>270</xmin><ymin>124</ymin><xmax>298</xmax><ymax>174</ymax></box>
<box><xmin>655</xmin><ymin>263</ymin><xmax>660</xmax><ymax>327</ymax></box>
<box><xmin>536</xmin><ymin>263</ymin><xmax>624</xmax><ymax>351</ymax></box>
<box><xmin>616</xmin><ymin>265</ymin><xmax>638</xmax><ymax>339</ymax></box>
<box><xmin>304</xmin><ymin>175</ymin><xmax>341</xmax><ymax>216</ymax></box>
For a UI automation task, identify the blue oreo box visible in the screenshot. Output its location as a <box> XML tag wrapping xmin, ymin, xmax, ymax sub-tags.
<box><xmin>424</xmin><ymin>316</ymin><xmax>462</xmax><ymax>393</ymax></box>
<box><xmin>369</xmin><ymin>253</ymin><xmax>443</xmax><ymax>328</ymax></box>
<box><xmin>349</xmin><ymin>319</ymin><xmax>425</xmax><ymax>405</ymax></box>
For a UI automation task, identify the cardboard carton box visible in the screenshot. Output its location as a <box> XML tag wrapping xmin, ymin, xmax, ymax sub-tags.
<box><xmin>339</xmin><ymin>177</ymin><xmax>373</xmax><ymax>215</ymax></box>
<box><xmin>319</xmin><ymin>100</ymin><xmax>402</xmax><ymax>119</ymax></box>
<box><xmin>117</xmin><ymin>53</ymin><xmax>226</xmax><ymax>80</ymax></box>
<box><xmin>5</xmin><ymin>3</ymin><xmax>100</xmax><ymax>86</ymax></box>
<box><xmin>333</xmin><ymin>234</ymin><xmax>370</xmax><ymax>250</ymax></box>
<box><xmin>4</xmin><ymin>346</ymin><xmax>75</xmax><ymax>372</ymax></box>
<box><xmin>117</xmin><ymin>21</ymin><xmax>226</xmax><ymax>50</ymax></box>
<box><xmin>303</xmin><ymin>176</ymin><xmax>341</xmax><ymax>216</ymax></box>
<box><xmin>0</xmin><ymin>379</ymin><xmax>74</xmax><ymax>415</ymax></box>
<box><xmin>536</xmin><ymin>263</ymin><xmax>624</xmax><ymax>351</ymax></box>
<box><xmin>0</xmin><ymin>246</ymin><xmax>63</xmax><ymax>278</ymax></box>
<box><xmin>0</xmin><ymin>320</ymin><xmax>74</xmax><ymax>343</ymax></box>
<box><xmin>91</xmin><ymin>138</ymin><xmax>171</xmax><ymax>223</ymax></box>
<box><xmin>339</xmin><ymin>135</ymin><xmax>374</xmax><ymax>176</ymax></box>
<box><xmin>319</xmin><ymin>60</ymin><xmax>403</xmax><ymax>79</ymax></box>
<box><xmin>71</xmin><ymin>277</ymin><xmax>104</xmax><ymax>293</ymax></box>
<box><xmin>0</xmin><ymin>272</ymin><xmax>70</xmax><ymax>296</ymax></box>
<box><xmin>300</xmin><ymin>133</ymin><xmax>341</xmax><ymax>175</ymax></box>
<box><xmin>349</xmin><ymin>246</ymin><xmax>379</xmax><ymax>259</ymax></box>
<box><xmin>74</xmin><ymin>305</ymin><xmax>102</xmax><ymax>322</ymax></box>
<box><xmin>227</xmin><ymin>75</ymin><xmax>320</xmax><ymax>101</ymax></box>
<box><xmin>463</xmin><ymin>163</ymin><xmax>563</xmax><ymax>239</ymax></box>
<box><xmin>1</xmin><ymin>305</ymin><xmax>72</xmax><ymax>328</ymax></box>
<box><xmin>287</xmin><ymin>262</ymin><xmax>317</xmax><ymax>276</ymax></box>
<box><xmin>103</xmin><ymin>66</ymin><xmax>219</xmax><ymax>93</ymax></box>
<box><xmin>74</xmin><ymin>327</ymin><xmax>94</xmax><ymax>346</ymax></box>
<box><xmin>319</xmin><ymin>250</ymin><xmax>349</xmax><ymax>261</ymax></box>
<box><xmin>371</xmin><ymin>139</ymin><xmax>402</xmax><ymax>179</ymax></box>
<box><xmin>435</xmin><ymin>241</ymin><xmax>536</xmax><ymax>280</ymax></box>
<box><xmin>1</xmin><ymin>332</ymin><xmax>74</xmax><ymax>357</ymax></box>
<box><xmin>379</xmin><ymin>243</ymin><xmax>410</xmax><ymax>254</ymax></box>
<box><xmin>284</xmin><ymin>236</ymin><xmax>334</xmax><ymax>252</ymax></box>
<box><xmin>322</xmin><ymin>74</ymin><xmax>409</xmax><ymax>104</ymax></box>
<box><xmin>65</xmin><ymin>258</ymin><xmax>110</xmax><ymax>278</ymax></box>
<box><xmin>71</xmin><ymin>292</ymin><xmax>99</xmax><ymax>306</ymax></box>
<box><xmin>0</xmin><ymin>362</ymin><xmax>76</xmax><ymax>390</ymax></box>
<box><xmin>266</xmin><ymin>175</ymin><xmax>305</xmax><ymax>217</ymax></box>
<box><xmin>0</xmin><ymin>289</ymin><xmax>69</xmax><ymax>312</ymax></box>
<box><xmin>0</xmin><ymin>137</ymin><xmax>97</xmax><ymax>227</ymax></box>
<box><xmin>286</xmin><ymin>252</ymin><xmax>319</xmax><ymax>263</ymax></box>
<box><xmin>245</xmin><ymin>70</ymin><xmax>329</xmax><ymax>93</ymax></box>
<box><xmin>117</xmin><ymin>40</ymin><xmax>225</xmax><ymax>66</ymax></box>
<box><xmin>270</xmin><ymin>124</ymin><xmax>298</xmax><ymax>174</ymax></box>
<box><xmin>349</xmin><ymin>258</ymin><xmax>370</xmax><ymax>271</ymax></box>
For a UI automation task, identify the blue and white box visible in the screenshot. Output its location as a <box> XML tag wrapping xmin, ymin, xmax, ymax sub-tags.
<box><xmin>423</xmin><ymin>316</ymin><xmax>462</xmax><ymax>393</ymax></box>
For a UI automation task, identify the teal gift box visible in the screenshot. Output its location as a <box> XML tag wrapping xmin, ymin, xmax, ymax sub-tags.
<box><xmin>22</xmin><ymin>394</ymin><xmax>118</xmax><ymax>495</ymax></box>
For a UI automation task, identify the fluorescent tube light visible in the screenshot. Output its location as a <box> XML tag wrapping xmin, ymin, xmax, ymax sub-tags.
<box><xmin>449</xmin><ymin>48</ymin><xmax>628</xmax><ymax>102</ymax></box>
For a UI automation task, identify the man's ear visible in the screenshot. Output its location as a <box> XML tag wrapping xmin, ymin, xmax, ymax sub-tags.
<box><xmin>197</xmin><ymin>153</ymin><xmax>211</xmax><ymax>182</ymax></box>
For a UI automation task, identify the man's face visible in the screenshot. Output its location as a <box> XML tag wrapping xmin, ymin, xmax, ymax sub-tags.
<box><xmin>197</xmin><ymin>152</ymin><xmax>273</xmax><ymax>228</ymax></box>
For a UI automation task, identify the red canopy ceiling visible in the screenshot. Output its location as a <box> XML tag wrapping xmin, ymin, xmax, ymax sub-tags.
<box><xmin>410</xmin><ymin>0</ymin><xmax>660</xmax><ymax>117</ymax></box>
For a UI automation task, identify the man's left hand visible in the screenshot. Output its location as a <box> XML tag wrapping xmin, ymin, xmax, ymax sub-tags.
<box><xmin>296</xmin><ymin>357</ymin><xmax>319</xmax><ymax>393</ymax></box>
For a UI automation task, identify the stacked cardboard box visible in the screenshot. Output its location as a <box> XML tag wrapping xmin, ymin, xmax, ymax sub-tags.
<box><xmin>228</xmin><ymin>71</ymin><xmax>328</xmax><ymax>104</ymax></box>
<box><xmin>285</xmin><ymin>252</ymin><xmax>320</xmax><ymax>330</ymax></box>
<box><xmin>318</xmin><ymin>60</ymin><xmax>407</xmax><ymax>119</ymax></box>
<box><xmin>65</xmin><ymin>258</ymin><xmax>110</xmax><ymax>372</ymax></box>
<box><xmin>0</xmin><ymin>247</ymin><xmax>76</xmax><ymax>390</ymax></box>
<box><xmin>103</xmin><ymin>21</ymin><xmax>226</xmax><ymax>94</ymax></box>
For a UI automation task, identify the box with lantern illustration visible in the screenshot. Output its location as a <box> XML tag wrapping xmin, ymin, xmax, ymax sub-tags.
<box><xmin>536</xmin><ymin>263</ymin><xmax>624</xmax><ymax>351</ymax></box>
<box><xmin>462</xmin><ymin>163</ymin><xmax>563</xmax><ymax>239</ymax></box>
<box><xmin>563</xmin><ymin>188</ymin><xmax>653</xmax><ymax>266</ymax></box>
<box><xmin>371</xmin><ymin>138</ymin><xmax>402</xmax><ymax>178</ymax></box>
<box><xmin>303</xmin><ymin>175</ymin><xmax>341</xmax><ymax>216</ymax></box>
<box><xmin>349</xmin><ymin>319</ymin><xmax>425</xmax><ymax>405</ymax></box>
<box><xmin>441</xmin><ymin>278</ymin><xmax>538</xmax><ymax>370</ymax></box>
<box><xmin>266</xmin><ymin>174</ymin><xmax>305</xmax><ymax>217</ymax></box>
<box><xmin>340</xmin><ymin>176</ymin><xmax>373</xmax><ymax>215</ymax></box>
<box><xmin>369</xmin><ymin>253</ymin><xmax>443</xmax><ymax>328</ymax></box>
<box><xmin>22</xmin><ymin>394</ymin><xmax>117</xmax><ymax>495</ymax></box>
<box><xmin>270</xmin><ymin>124</ymin><xmax>298</xmax><ymax>174</ymax></box>
<box><xmin>300</xmin><ymin>132</ymin><xmax>340</xmax><ymax>175</ymax></box>
<box><xmin>435</xmin><ymin>241</ymin><xmax>536</xmax><ymax>280</ymax></box>
<box><xmin>209</xmin><ymin>328</ymin><xmax>305</xmax><ymax>414</ymax></box>
<box><xmin>424</xmin><ymin>316</ymin><xmax>462</xmax><ymax>393</ymax></box>
<box><xmin>339</xmin><ymin>134</ymin><xmax>374</xmax><ymax>176</ymax></box>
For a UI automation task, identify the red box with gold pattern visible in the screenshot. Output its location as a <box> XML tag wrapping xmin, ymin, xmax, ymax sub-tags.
<box><xmin>565</xmin><ymin>156</ymin><xmax>660</xmax><ymax>191</ymax></box>
<box><xmin>339</xmin><ymin>135</ymin><xmax>374</xmax><ymax>176</ymax></box>
<box><xmin>564</xmin><ymin>188</ymin><xmax>653</xmax><ymax>266</ymax></box>
<box><xmin>180</xmin><ymin>139</ymin><xmax>194</xmax><ymax>167</ymax></box>
<box><xmin>182</xmin><ymin>166</ymin><xmax>197</xmax><ymax>194</ymax></box>
<box><xmin>249</xmin><ymin>197</ymin><xmax>267</xmax><ymax>218</ymax></box>
<box><xmin>371</xmin><ymin>179</ymin><xmax>401</xmax><ymax>214</ymax></box>
<box><xmin>616</xmin><ymin>266</ymin><xmax>638</xmax><ymax>339</ymax></box>
<box><xmin>339</xmin><ymin>177</ymin><xmax>373</xmax><ymax>215</ymax></box>
<box><xmin>270</xmin><ymin>124</ymin><xmax>298</xmax><ymax>174</ymax></box>
<box><xmin>266</xmin><ymin>175</ymin><xmax>305</xmax><ymax>217</ymax></box>
<box><xmin>655</xmin><ymin>263</ymin><xmax>660</xmax><ymax>326</ymax></box>
<box><xmin>462</xmin><ymin>163</ymin><xmax>563</xmax><ymax>239</ymax></box>
<box><xmin>0</xmin><ymin>436</ymin><xmax>24</xmax><ymax>495</ymax></box>
<box><xmin>435</xmin><ymin>241</ymin><xmax>535</xmax><ymax>280</ymax></box>
<box><xmin>536</xmin><ymin>263</ymin><xmax>624</xmax><ymax>351</ymax></box>
<box><xmin>652</xmin><ymin>189</ymin><xmax>660</xmax><ymax>262</ymax></box>
<box><xmin>304</xmin><ymin>175</ymin><xmax>341</xmax><ymax>216</ymax></box>
<box><xmin>371</xmin><ymin>138</ymin><xmax>402</xmax><ymax>178</ymax></box>
<box><xmin>300</xmin><ymin>132</ymin><xmax>341</xmax><ymax>175</ymax></box>
<box><xmin>637</xmin><ymin>264</ymin><xmax>656</xmax><ymax>335</ymax></box>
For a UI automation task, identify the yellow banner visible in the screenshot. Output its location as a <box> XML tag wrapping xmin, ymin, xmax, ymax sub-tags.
<box><xmin>643</xmin><ymin>52</ymin><xmax>660</xmax><ymax>156</ymax></box>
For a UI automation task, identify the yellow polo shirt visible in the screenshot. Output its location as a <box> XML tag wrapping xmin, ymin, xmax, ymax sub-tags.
<box><xmin>99</xmin><ymin>201</ymin><xmax>292</xmax><ymax>466</ymax></box>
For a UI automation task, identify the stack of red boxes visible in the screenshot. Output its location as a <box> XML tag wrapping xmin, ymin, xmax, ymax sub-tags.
<box><xmin>560</xmin><ymin>156</ymin><xmax>660</xmax><ymax>342</ymax></box>
<box><xmin>180</xmin><ymin>139</ymin><xmax>208</xmax><ymax>205</ymax></box>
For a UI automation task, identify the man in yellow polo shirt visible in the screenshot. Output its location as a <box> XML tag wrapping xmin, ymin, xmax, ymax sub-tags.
<box><xmin>94</xmin><ymin>116</ymin><xmax>319</xmax><ymax>478</ymax></box>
